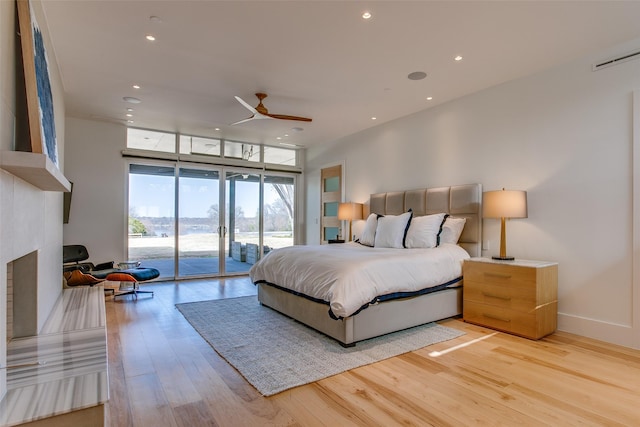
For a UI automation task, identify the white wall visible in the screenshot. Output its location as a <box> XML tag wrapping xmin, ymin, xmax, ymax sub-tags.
<box><xmin>0</xmin><ymin>0</ymin><xmax>66</xmax><ymax>400</ymax></box>
<box><xmin>63</xmin><ymin>118</ymin><xmax>127</xmax><ymax>264</ymax></box>
<box><xmin>306</xmin><ymin>38</ymin><xmax>640</xmax><ymax>349</ymax></box>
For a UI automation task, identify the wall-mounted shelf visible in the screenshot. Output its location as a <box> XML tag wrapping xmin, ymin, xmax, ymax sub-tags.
<box><xmin>0</xmin><ymin>151</ymin><xmax>71</xmax><ymax>192</ymax></box>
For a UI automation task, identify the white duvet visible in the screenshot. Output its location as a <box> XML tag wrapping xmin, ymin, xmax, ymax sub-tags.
<box><xmin>249</xmin><ymin>242</ymin><xmax>469</xmax><ymax>318</ymax></box>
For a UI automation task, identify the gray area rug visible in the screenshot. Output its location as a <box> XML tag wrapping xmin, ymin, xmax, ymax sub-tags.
<box><xmin>176</xmin><ymin>295</ymin><xmax>465</xmax><ymax>396</ymax></box>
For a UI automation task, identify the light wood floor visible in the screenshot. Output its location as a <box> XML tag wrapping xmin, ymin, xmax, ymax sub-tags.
<box><xmin>105</xmin><ymin>277</ymin><xmax>640</xmax><ymax>426</ymax></box>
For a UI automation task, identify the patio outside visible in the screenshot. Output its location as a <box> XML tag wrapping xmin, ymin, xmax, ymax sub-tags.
<box><xmin>128</xmin><ymin>230</ymin><xmax>293</xmax><ymax>278</ymax></box>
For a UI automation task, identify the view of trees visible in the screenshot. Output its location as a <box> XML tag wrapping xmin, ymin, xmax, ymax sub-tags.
<box><xmin>128</xmin><ymin>217</ymin><xmax>148</xmax><ymax>235</ymax></box>
<box><xmin>271</xmin><ymin>183</ymin><xmax>293</xmax><ymax>231</ymax></box>
<box><xmin>129</xmin><ymin>184</ymin><xmax>293</xmax><ymax>236</ymax></box>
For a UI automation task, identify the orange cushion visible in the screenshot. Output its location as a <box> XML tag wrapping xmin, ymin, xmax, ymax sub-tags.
<box><xmin>106</xmin><ymin>273</ymin><xmax>137</xmax><ymax>282</ymax></box>
<box><xmin>64</xmin><ymin>269</ymin><xmax>104</xmax><ymax>286</ymax></box>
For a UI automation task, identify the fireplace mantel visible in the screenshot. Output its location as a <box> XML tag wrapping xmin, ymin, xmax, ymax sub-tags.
<box><xmin>0</xmin><ymin>151</ymin><xmax>71</xmax><ymax>192</ymax></box>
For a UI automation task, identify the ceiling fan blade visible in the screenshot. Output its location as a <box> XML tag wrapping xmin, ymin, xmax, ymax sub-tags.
<box><xmin>234</xmin><ymin>96</ymin><xmax>258</xmax><ymax>114</ymax></box>
<box><xmin>233</xmin><ymin>93</ymin><xmax>312</xmax><ymax>124</ymax></box>
<box><xmin>267</xmin><ymin>113</ymin><xmax>312</xmax><ymax>122</ymax></box>
<box><xmin>231</xmin><ymin>111</ymin><xmax>272</xmax><ymax>125</ymax></box>
<box><xmin>231</xmin><ymin>116</ymin><xmax>256</xmax><ymax>126</ymax></box>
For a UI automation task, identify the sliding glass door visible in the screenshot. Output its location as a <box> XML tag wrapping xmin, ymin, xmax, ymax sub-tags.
<box><xmin>224</xmin><ymin>170</ymin><xmax>260</xmax><ymax>274</ymax></box>
<box><xmin>178</xmin><ymin>167</ymin><xmax>221</xmax><ymax>277</ymax></box>
<box><xmin>264</xmin><ymin>174</ymin><xmax>295</xmax><ymax>251</ymax></box>
<box><xmin>128</xmin><ymin>164</ymin><xmax>176</xmax><ymax>279</ymax></box>
<box><xmin>128</xmin><ymin>161</ymin><xmax>297</xmax><ymax>279</ymax></box>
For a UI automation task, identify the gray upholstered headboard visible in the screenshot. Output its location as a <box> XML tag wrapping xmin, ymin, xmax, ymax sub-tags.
<box><xmin>369</xmin><ymin>183</ymin><xmax>482</xmax><ymax>257</ymax></box>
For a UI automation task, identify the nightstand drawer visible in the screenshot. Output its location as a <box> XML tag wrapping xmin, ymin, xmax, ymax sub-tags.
<box><xmin>464</xmin><ymin>262</ymin><xmax>536</xmax><ymax>289</ymax></box>
<box><xmin>463</xmin><ymin>301</ymin><xmax>537</xmax><ymax>338</ymax></box>
<box><xmin>463</xmin><ymin>280</ymin><xmax>536</xmax><ymax>311</ymax></box>
<box><xmin>464</xmin><ymin>300</ymin><xmax>558</xmax><ymax>339</ymax></box>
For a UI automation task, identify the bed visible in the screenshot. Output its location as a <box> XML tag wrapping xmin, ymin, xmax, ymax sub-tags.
<box><xmin>250</xmin><ymin>183</ymin><xmax>482</xmax><ymax>346</ymax></box>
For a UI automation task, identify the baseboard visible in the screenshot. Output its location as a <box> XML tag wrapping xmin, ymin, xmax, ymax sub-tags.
<box><xmin>557</xmin><ymin>312</ymin><xmax>639</xmax><ymax>349</ymax></box>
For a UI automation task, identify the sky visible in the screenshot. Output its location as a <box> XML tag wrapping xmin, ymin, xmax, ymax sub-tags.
<box><xmin>129</xmin><ymin>174</ymin><xmax>282</xmax><ymax>218</ymax></box>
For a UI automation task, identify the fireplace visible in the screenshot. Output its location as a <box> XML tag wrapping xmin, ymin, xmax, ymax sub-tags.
<box><xmin>6</xmin><ymin>251</ymin><xmax>39</xmax><ymax>342</ymax></box>
<box><xmin>3</xmin><ymin>250</ymin><xmax>39</xmax><ymax>402</ymax></box>
<box><xmin>0</xmin><ymin>176</ymin><xmax>65</xmax><ymax>404</ymax></box>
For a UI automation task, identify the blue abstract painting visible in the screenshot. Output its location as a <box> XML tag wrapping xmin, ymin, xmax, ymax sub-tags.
<box><xmin>30</xmin><ymin>5</ymin><xmax>58</xmax><ymax>166</ymax></box>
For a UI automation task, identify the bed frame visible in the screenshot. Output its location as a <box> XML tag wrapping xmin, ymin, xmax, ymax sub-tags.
<box><xmin>258</xmin><ymin>183</ymin><xmax>482</xmax><ymax>346</ymax></box>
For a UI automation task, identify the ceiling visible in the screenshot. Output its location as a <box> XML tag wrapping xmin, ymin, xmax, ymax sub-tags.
<box><xmin>40</xmin><ymin>1</ymin><xmax>640</xmax><ymax>149</ymax></box>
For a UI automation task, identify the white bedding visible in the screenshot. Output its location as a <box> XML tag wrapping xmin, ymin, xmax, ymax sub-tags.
<box><xmin>249</xmin><ymin>242</ymin><xmax>470</xmax><ymax>318</ymax></box>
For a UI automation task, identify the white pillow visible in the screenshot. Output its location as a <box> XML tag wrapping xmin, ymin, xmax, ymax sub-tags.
<box><xmin>440</xmin><ymin>216</ymin><xmax>467</xmax><ymax>244</ymax></box>
<box><xmin>405</xmin><ymin>213</ymin><xmax>447</xmax><ymax>248</ymax></box>
<box><xmin>374</xmin><ymin>211</ymin><xmax>413</xmax><ymax>248</ymax></box>
<box><xmin>358</xmin><ymin>213</ymin><xmax>379</xmax><ymax>247</ymax></box>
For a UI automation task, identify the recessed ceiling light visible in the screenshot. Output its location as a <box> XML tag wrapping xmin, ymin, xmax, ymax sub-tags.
<box><xmin>127</xmin><ymin>120</ymin><xmax>134</xmax><ymax>123</ymax></box>
<box><xmin>426</xmin><ymin>96</ymin><xmax>433</xmax><ymax>101</ymax></box>
<box><xmin>145</xmin><ymin>34</ymin><xmax>156</xmax><ymax>41</ymax></box>
<box><xmin>371</xmin><ymin>117</ymin><xmax>377</xmax><ymax>120</ymax></box>
<box><xmin>284</xmin><ymin>134</ymin><xmax>289</xmax><ymax>137</ymax></box>
<box><xmin>279</xmin><ymin>142</ymin><xmax>299</xmax><ymax>148</ymax></box>
<box><xmin>126</xmin><ymin>108</ymin><xmax>133</xmax><ymax>112</ymax></box>
<box><xmin>454</xmin><ymin>55</ymin><xmax>463</xmax><ymax>61</ymax></box>
<box><xmin>276</xmin><ymin>137</ymin><xmax>282</xmax><ymax>140</ymax></box>
<box><xmin>123</xmin><ymin>96</ymin><xmax>141</xmax><ymax>104</ymax></box>
<box><xmin>132</xmin><ymin>84</ymin><xmax>141</xmax><ymax>89</ymax></box>
<box><xmin>362</xmin><ymin>11</ymin><xmax>372</xmax><ymax>19</ymax></box>
<box><xmin>214</xmin><ymin>127</ymin><xmax>220</xmax><ymax>131</ymax></box>
<box><xmin>407</xmin><ymin>71</ymin><xmax>427</xmax><ymax>80</ymax></box>
<box><xmin>126</xmin><ymin>113</ymin><xmax>133</xmax><ymax>117</ymax></box>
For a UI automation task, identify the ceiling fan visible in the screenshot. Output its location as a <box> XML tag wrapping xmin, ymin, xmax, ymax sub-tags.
<box><xmin>231</xmin><ymin>93</ymin><xmax>312</xmax><ymax>125</ymax></box>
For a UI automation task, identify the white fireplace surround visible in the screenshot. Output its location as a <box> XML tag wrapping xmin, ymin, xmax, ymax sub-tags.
<box><xmin>0</xmin><ymin>173</ymin><xmax>65</xmax><ymax>403</ymax></box>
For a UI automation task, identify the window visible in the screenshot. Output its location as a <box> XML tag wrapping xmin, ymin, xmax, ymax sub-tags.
<box><xmin>264</xmin><ymin>146</ymin><xmax>297</xmax><ymax>166</ymax></box>
<box><xmin>224</xmin><ymin>140</ymin><xmax>259</xmax><ymax>162</ymax></box>
<box><xmin>264</xmin><ymin>175</ymin><xmax>295</xmax><ymax>250</ymax></box>
<box><xmin>127</xmin><ymin>161</ymin><xmax>297</xmax><ymax>279</ymax></box>
<box><xmin>126</xmin><ymin>128</ymin><xmax>298</xmax><ymax>169</ymax></box>
<box><xmin>127</xmin><ymin>128</ymin><xmax>176</xmax><ymax>153</ymax></box>
<box><xmin>128</xmin><ymin>164</ymin><xmax>176</xmax><ymax>279</ymax></box>
<box><xmin>180</xmin><ymin>135</ymin><xmax>221</xmax><ymax>157</ymax></box>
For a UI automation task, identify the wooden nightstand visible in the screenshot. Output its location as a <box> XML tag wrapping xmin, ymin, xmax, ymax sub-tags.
<box><xmin>463</xmin><ymin>258</ymin><xmax>558</xmax><ymax>340</ymax></box>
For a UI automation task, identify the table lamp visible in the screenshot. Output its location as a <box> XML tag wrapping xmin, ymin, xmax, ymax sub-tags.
<box><xmin>483</xmin><ymin>189</ymin><xmax>528</xmax><ymax>260</ymax></box>
<box><xmin>338</xmin><ymin>202</ymin><xmax>363</xmax><ymax>241</ymax></box>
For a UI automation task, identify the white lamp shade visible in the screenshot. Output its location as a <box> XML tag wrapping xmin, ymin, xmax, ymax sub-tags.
<box><xmin>338</xmin><ymin>202</ymin><xmax>363</xmax><ymax>221</ymax></box>
<box><xmin>483</xmin><ymin>190</ymin><xmax>528</xmax><ymax>219</ymax></box>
